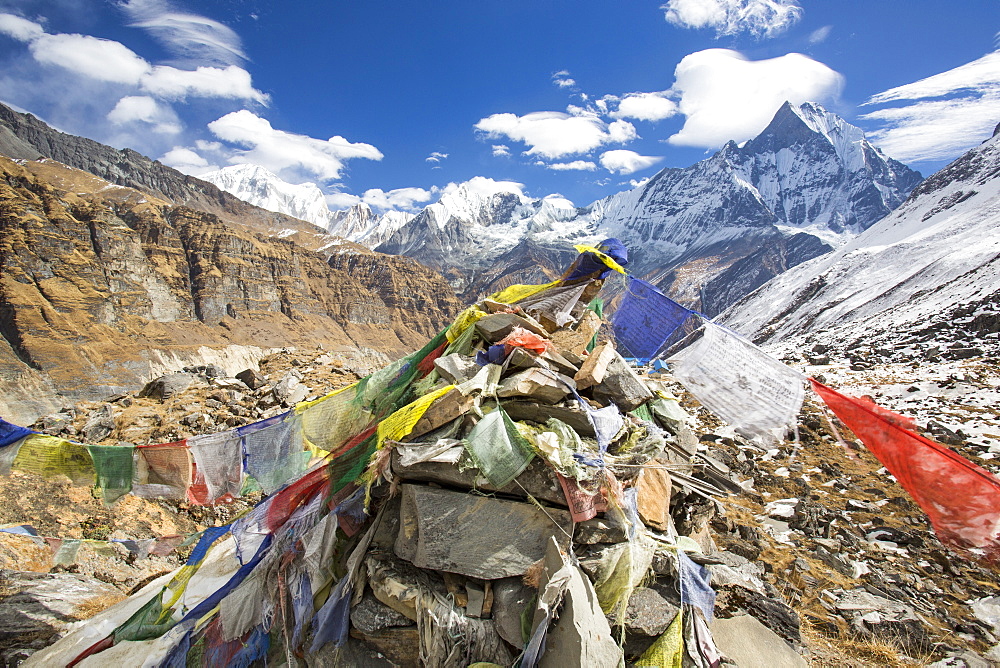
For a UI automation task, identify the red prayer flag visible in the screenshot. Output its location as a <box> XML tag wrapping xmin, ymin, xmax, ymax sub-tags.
<box><xmin>811</xmin><ymin>379</ymin><xmax>1000</xmax><ymax>562</ymax></box>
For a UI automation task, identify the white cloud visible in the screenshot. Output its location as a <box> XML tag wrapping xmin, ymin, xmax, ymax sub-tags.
<box><xmin>629</xmin><ymin>177</ymin><xmax>652</xmax><ymax>189</ymax></box>
<box><xmin>0</xmin><ymin>13</ymin><xmax>44</xmax><ymax>41</ymax></box>
<box><xmin>442</xmin><ymin>176</ymin><xmax>526</xmax><ymax>200</ymax></box>
<box><xmin>0</xmin><ymin>16</ymin><xmax>264</xmax><ymax>102</ymax></box>
<box><xmin>553</xmin><ymin>70</ymin><xmax>576</xmax><ymax>88</ymax></box>
<box><xmin>668</xmin><ymin>48</ymin><xmax>843</xmax><ymax>147</ymax></box>
<box><xmin>142</xmin><ymin>64</ymin><xmax>267</xmax><ymax>103</ymax></box>
<box><xmin>866</xmin><ymin>51</ymin><xmax>1000</xmax><ymax>105</ymax></box>
<box><xmin>360</xmin><ymin>186</ymin><xmax>434</xmax><ymax>211</ymax></box>
<box><xmin>608</xmin><ymin>119</ymin><xmax>638</xmax><ymax>142</ymax></box>
<box><xmin>808</xmin><ymin>25</ymin><xmax>832</xmax><ymax>44</ymax></box>
<box><xmin>475</xmin><ymin>110</ymin><xmax>635</xmax><ymax>159</ymax></box>
<box><xmin>861</xmin><ymin>95</ymin><xmax>1000</xmax><ymax>162</ymax></box>
<box><xmin>600</xmin><ymin>149</ymin><xmax>664</xmax><ymax>174</ymax></box>
<box><xmin>491</xmin><ymin>144</ymin><xmax>510</xmax><ymax>157</ymax></box>
<box><xmin>860</xmin><ymin>50</ymin><xmax>1000</xmax><ymax>163</ymax></box>
<box><xmin>107</xmin><ymin>95</ymin><xmax>181</xmax><ymax>133</ymax></box>
<box><xmin>208</xmin><ymin>110</ymin><xmax>383</xmax><ymax>181</ymax></box>
<box><xmin>662</xmin><ymin>0</ymin><xmax>802</xmax><ymax>38</ymax></box>
<box><xmin>159</xmin><ymin>146</ymin><xmax>218</xmax><ymax>175</ymax></box>
<box><xmin>611</xmin><ymin>92</ymin><xmax>679</xmax><ymax>122</ymax></box>
<box><xmin>325</xmin><ymin>192</ymin><xmax>361</xmax><ymax>210</ymax></box>
<box><xmin>119</xmin><ymin>0</ymin><xmax>246</xmax><ymax>66</ymax></box>
<box><xmin>195</xmin><ymin>139</ymin><xmax>222</xmax><ymax>151</ymax></box>
<box><xmin>539</xmin><ymin>160</ymin><xmax>597</xmax><ymax>171</ymax></box>
<box><xmin>426</xmin><ymin>151</ymin><xmax>448</xmax><ymax>163</ymax></box>
<box><xmin>30</xmin><ymin>32</ymin><xmax>151</xmax><ymax>84</ymax></box>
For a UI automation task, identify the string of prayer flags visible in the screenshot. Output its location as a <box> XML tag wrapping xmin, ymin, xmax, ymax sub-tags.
<box><xmin>811</xmin><ymin>380</ymin><xmax>1000</xmax><ymax>561</ymax></box>
<box><xmin>671</xmin><ymin>322</ymin><xmax>805</xmax><ymax>440</ymax></box>
<box><xmin>610</xmin><ymin>276</ymin><xmax>694</xmax><ymax>360</ymax></box>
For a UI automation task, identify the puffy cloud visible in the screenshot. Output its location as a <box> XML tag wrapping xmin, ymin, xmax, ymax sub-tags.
<box><xmin>668</xmin><ymin>48</ymin><xmax>843</xmax><ymax>147</ymax></box>
<box><xmin>208</xmin><ymin>110</ymin><xmax>383</xmax><ymax>181</ymax></box>
<box><xmin>610</xmin><ymin>92</ymin><xmax>679</xmax><ymax>122</ymax></box>
<box><xmin>475</xmin><ymin>110</ymin><xmax>635</xmax><ymax>159</ymax></box>
<box><xmin>491</xmin><ymin>144</ymin><xmax>510</xmax><ymax>157</ymax></box>
<box><xmin>360</xmin><ymin>186</ymin><xmax>434</xmax><ymax>211</ymax></box>
<box><xmin>142</xmin><ymin>64</ymin><xmax>267</xmax><ymax>103</ymax></box>
<box><xmin>30</xmin><ymin>32</ymin><xmax>150</xmax><ymax>84</ymax></box>
<box><xmin>107</xmin><ymin>95</ymin><xmax>181</xmax><ymax>133</ymax></box>
<box><xmin>539</xmin><ymin>160</ymin><xmax>597</xmax><ymax>171</ymax></box>
<box><xmin>426</xmin><ymin>151</ymin><xmax>448</xmax><ymax>163</ymax></box>
<box><xmin>662</xmin><ymin>0</ymin><xmax>802</xmax><ymax>38</ymax></box>
<box><xmin>159</xmin><ymin>146</ymin><xmax>219</xmax><ymax>175</ymax></box>
<box><xmin>119</xmin><ymin>0</ymin><xmax>246</xmax><ymax>66</ymax></box>
<box><xmin>860</xmin><ymin>51</ymin><xmax>1000</xmax><ymax>162</ymax></box>
<box><xmin>608</xmin><ymin>119</ymin><xmax>638</xmax><ymax>142</ymax></box>
<box><xmin>553</xmin><ymin>71</ymin><xmax>576</xmax><ymax>88</ymax></box>
<box><xmin>0</xmin><ymin>13</ymin><xmax>44</xmax><ymax>41</ymax></box>
<box><xmin>599</xmin><ymin>149</ymin><xmax>664</xmax><ymax>175</ymax></box>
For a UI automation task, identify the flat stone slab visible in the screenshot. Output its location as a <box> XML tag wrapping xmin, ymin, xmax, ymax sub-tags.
<box><xmin>711</xmin><ymin>614</ymin><xmax>807</xmax><ymax>668</ymax></box>
<box><xmin>394</xmin><ymin>484</ymin><xmax>572</xmax><ymax>580</ymax></box>
<box><xmin>390</xmin><ymin>450</ymin><xmax>567</xmax><ymax>507</ymax></box>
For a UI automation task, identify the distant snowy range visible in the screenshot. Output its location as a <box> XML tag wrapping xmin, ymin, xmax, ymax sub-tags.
<box><xmin>203</xmin><ymin>102</ymin><xmax>925</xmax><ymax>313</ymax></box>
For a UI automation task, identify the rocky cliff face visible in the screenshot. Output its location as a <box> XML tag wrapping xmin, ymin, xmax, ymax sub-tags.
<box><xmin>0</xmin><ymin>157</ymin><xmax>461</xmax><ymax>423</ymax></box>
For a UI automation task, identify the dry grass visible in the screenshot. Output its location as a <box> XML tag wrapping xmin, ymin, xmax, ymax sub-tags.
<box><xmin>71</xmin><ymin>591</ymin><xmax>127</xmax><ymax>621</ymax></box>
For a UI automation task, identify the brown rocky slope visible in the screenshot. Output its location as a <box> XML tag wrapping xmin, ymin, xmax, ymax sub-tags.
<box><xmin>0</xmin><ymin>156</ymin><xmax>461</xmax><ymax>424</ymax></box>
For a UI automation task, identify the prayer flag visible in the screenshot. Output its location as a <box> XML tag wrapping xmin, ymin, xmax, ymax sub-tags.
<box><xmin>812</xmin><ymin>380</ymin><xmax>1000</xmax><ymax>561</ymax></box>
<box><xmin>672</xmin><ymin>323</ymin><xmax>804</xmax><ymax>439</ymax></box>
<box><xmin>611</xmin><ymin>277</ymin><xmax>693</xmax><ymax>360</ymax></box>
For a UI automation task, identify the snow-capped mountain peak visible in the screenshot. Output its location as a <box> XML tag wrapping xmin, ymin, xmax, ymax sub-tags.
<box><xmin>200</xmin><ymin>164</ymin><xmax>333</xmax><ymax>228</ymax></box>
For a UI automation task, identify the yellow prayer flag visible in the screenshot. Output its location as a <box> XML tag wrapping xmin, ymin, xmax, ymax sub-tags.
<box><xmin>573</xmin><ymin>244</ymin><xmax>627</xmax><ymax>275</ymax></box>
<box><xmin>376</xmin><ymin>384</ymin><xmax>456</xmax><ymax>448</ymax></box>
<box><xmin>636</xmin><ymin>608</ymin><xmax>684</xmax><ymax>668</ymax></box>
<box><xmin>488</xmin><ymin>280</ymin><xmax>561</xmax><ymax>304</ymax></box>
<box><xmin>12</xmin><ymin>435</ymin><xmax>95</xmax><ymax>485</ymax></box>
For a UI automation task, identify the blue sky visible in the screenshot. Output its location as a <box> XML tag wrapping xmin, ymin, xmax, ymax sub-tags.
<box><xmin>0</xmin><ymin>0</ymin><xmax>997</xmax><ymax>212</ymax></box>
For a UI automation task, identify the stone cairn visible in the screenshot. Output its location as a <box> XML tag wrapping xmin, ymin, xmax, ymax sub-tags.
<box><xmin>332</xmin><ymin>283</ymin><xmax>800</xmax><ymax>667</ymax></box>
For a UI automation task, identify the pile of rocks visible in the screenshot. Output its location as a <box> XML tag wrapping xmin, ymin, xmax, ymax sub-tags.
<box><xmin>325</xmin><ymin>287</ymin><xmax>807</xmax><ymax>667</ymax></box>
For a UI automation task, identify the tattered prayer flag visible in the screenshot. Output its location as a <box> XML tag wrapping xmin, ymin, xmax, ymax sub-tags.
<box><xmin>556</xmin><ymin>473</ymin><xmax>605</xmax><ymax>523</ymax></box>
<box><xmin>239</xmin><ymin>412</ymin><xmax>308</xmax><ymax>495</ymax></box>
<box><xmin>465</xmin><ymin>406</ymin><xmax>535</xmax><ymax>488</ymax></box>
<box><xmin>50</xmin><ymin>538</ymin><xmax>81</xmax><ymax>566</ymax></box>
<box><xmin>13</xmin><ymin>435</ymin><xmax>95</xmax><ymax>485</ymax></box>
<box><xmin>375</xmin><ymin>384</ymin><xmax>456</xmax><ymax>448</ymax></box>
<box><xmin>133</xmin><ymin>441</ymin><xmax>191</xmax><ymax>500</ymax></box>
<box><xmin>811</xmin><ymin>380</ymin><xmax>1000</xmax><ymax>561</ymax></box>
<box><xmin>636</xmin><ymin>607</ymin><xmax>684</xmax><ymax>668</ymax></box>
<box><xmin>610</xmin><ymin>276</ymin><xmax>693</xmax><ymax>360</ymax></box>
<box><xmin>488</xmin><ymin>280</ymin><xmax>561</xmax><ymax>305</ymax></box>
<box><xmin>0</xmin><ymin>436</ymin><xmax>25</xmax><ymax>475</ymax></box>
<box><xmin>671</xmin><ymin>322</ymin><xmax>804</xmax><ymax>439</ymax></box>
<box><xmin>678</xmin><ymin>551</ymin><xmax>716</xmax><ymax>623</ymax></box>
<box><xmin>87</xmin><ymin>443</ymin><xmax>134</xmax><ymax>504</ymax></box>
<box><xmin>188</xmin><ymin>430</ymin><xmax>243</xmax><ymax>503</ymax></box>
<box><xmin>298</xmin><ymin>383</ymin><xmax>365</xmax><ymax>455</ymax></box>
<box><xmin>0</xmin><ymin>418</ymin><xmax>32</xmax><ymax>448</ymax></box>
